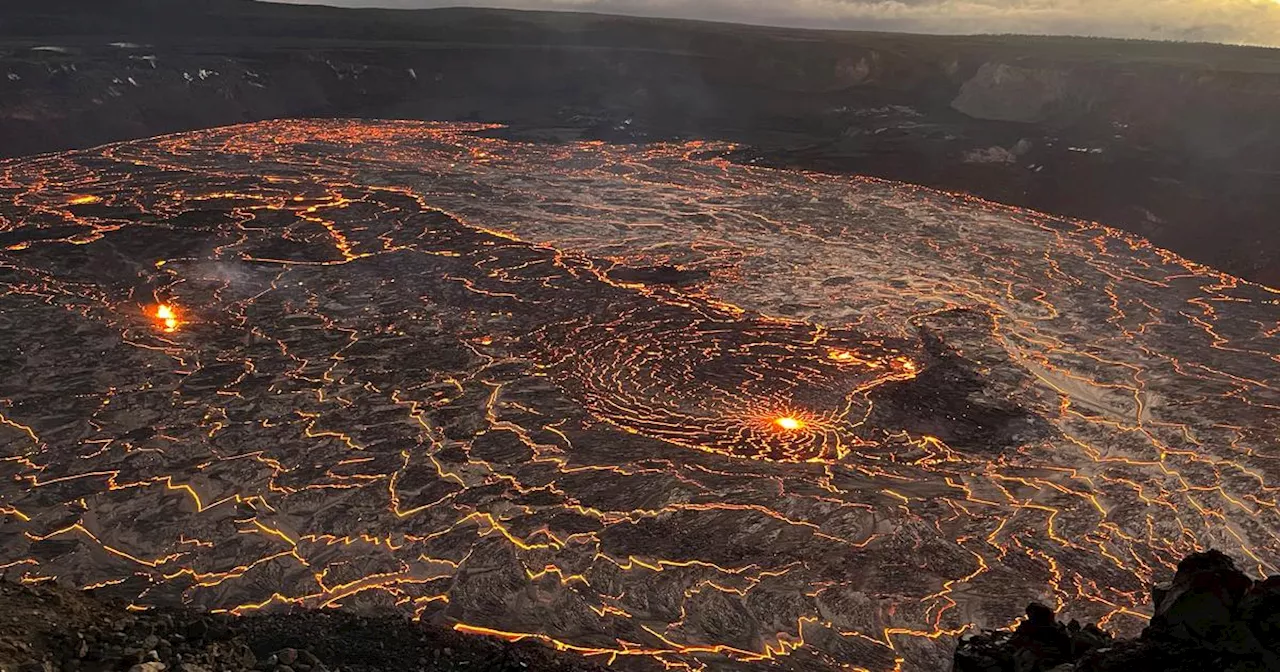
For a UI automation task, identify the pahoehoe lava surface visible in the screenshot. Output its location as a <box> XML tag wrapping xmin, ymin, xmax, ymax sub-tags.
<box><xmin>0</xmin><ymin>120</ymin><xmax>1277</xmax><ymax>672</ymax></box>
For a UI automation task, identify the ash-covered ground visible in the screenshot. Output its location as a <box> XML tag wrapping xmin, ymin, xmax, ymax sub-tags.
<box><xmin>0</xmin><ymin>120</ymin><xmax>1277</xmax><ymax>672</ymax></box>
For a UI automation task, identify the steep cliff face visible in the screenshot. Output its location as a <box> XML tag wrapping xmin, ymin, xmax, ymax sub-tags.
<box><xmin>949</xmin><ymin>57</ymin><xmax>1280</xmax><ymax>165</ymax></box>
<box><xmin>951</xmin><ymin>62</ymin><xmax>1071</xmax><ymax>122</ymax></box>
<box><xmin>0</xmin><ymin>46</ymin><xmax>423</xmax><ymax>157</ymax></box>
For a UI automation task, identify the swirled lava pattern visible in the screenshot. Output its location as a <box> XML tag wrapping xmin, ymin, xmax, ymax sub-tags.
<box><xmin>1</xmin><ymin>120</ymin><xmax>1278</xmax><ymax>672</ymax></box>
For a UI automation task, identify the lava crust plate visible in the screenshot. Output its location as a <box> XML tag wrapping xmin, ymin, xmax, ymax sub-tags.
<box><xmin>0</xmin><ymin>120</ymin><xmax>1277</xmax><ymax>672</ymax></box>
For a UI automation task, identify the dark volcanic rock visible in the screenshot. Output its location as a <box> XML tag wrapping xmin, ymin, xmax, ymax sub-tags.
<box><xmin>1008</xmin><ymin>602</ymin><xmax>1074</xmax><ymax>671</ymax></box>
<box><xmin>955</xmin><ymin>602</ymin><xmax>1108</xmax><ymax>672</ymax></box>
<box><xmin>868</xmin><ymin>309</ymin><xmax>1057</xmax><ymax>455</ymax></box>
<box><xmin>1239</xmin><ymin>576</ymin><xmax>1280</xmax><ymax>645</ymax></box>
<box><xmin>0</xmin><ymin>580</ymin><xmax>605</xmax><ymax>672</ymax></box>
<box><xmin>954</xmin><ymin>550</ymin><xmax>1280</xmax><ymax>672</ymax></box>
<box><xmin>607</xmin><ymin>264</ymin><xmax>711</xmax><ymax>287</ymax></box>
<box><xmin>1148</xmin><ymin>550</ymin><xmax>1255</xmax><ymax>646</ymax></box>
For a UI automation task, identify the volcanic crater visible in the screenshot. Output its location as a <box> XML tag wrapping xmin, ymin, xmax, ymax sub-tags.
<box><xmin>0</xmin><ymin>120</ymin><xmax>1277</xmax><ymax>672</ymax></box>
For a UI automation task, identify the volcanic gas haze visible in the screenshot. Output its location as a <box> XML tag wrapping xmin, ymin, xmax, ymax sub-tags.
<box><xmin>0</xmin><ymin>120</ymin><xmax>1277</xmax><ymax>672</ymax></box>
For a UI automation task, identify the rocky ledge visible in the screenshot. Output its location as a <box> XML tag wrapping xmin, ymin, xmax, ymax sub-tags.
<box><xmin>0</xmin><ymin>581</ymin><xmax>603</xmax><ymax>672</ymax></box>
<box><xmin>955</xmin><ymin>550</ymin><xmax>1280</xmax><ymax>672</ymax></box>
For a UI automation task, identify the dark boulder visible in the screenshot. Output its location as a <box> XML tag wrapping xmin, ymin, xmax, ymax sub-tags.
<box><xmin>954</xmin><ymin>603</ymin><xmax>1110</xmax><ymax>672</ymax></box>
<box><xmin>1009</xmin><ymin>603</ymin><xmax>1074</xmax><ymax>671</ymax></box>
<box><xmin>954</xmin><ymin>549</ymin><xmax>1280</xmax><ymax>672</ymax></box>
<box><xmin>1147</xmin><ymin>550</ymin><xmax>1254</xmax><ymax>645</ymax></box>
<box><xmin>1238</xmin><ymin>575</ymin><xmax>1280</xmax><ymax>651</ymax></box>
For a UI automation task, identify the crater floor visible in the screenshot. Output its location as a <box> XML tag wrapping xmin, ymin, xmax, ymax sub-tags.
<box><xmin>0</xmin><ymin>120</ymin><xmax>1277</xmax><ymax>672</ymax></box>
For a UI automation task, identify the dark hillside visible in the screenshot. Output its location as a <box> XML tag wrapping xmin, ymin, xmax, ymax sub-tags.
<box><xmin>2</xmin><ymin>0</ymin><xmax>1279</xmax><ymax>283</ymax></box>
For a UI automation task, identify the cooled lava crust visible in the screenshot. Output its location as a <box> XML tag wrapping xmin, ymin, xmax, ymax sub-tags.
<box><xmin>0</xmin><ymin>120</ymin><xmax>1277</xmax><ymax>672</ymax></box>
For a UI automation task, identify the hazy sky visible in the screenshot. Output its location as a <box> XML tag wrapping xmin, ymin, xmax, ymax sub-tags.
<box><xmin>274</xmin><ymin>0</ymin><xmax>1280</xmax><ymax>46</ymax></box>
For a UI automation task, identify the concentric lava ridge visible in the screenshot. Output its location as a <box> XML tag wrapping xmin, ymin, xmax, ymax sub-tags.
<box><xmin>0</xmin><ymin>120</ymin><xmax>1277</xmax><ymax>672</ymax></box>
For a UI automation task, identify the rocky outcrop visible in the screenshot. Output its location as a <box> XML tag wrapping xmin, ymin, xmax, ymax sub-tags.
<box><xmin>954</xmin><ymin>602</ymin><xmax>1111</xmax><ymax>672</ymax></box>
<box><xmin>953</xmin><ymin>550</ymin><xmax>1280</xmax><ymax>672</ymax></box>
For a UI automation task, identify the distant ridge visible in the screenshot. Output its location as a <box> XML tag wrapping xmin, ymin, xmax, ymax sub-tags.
<box><xmin>4</xmin><ymin>0</ymin><xmax>1278</xmax><ymax>64</ymax></box>
<box><xmin>3</xmin><ymin>0</ymin><xmax>1280</xmax><ymax>283</ymax></box>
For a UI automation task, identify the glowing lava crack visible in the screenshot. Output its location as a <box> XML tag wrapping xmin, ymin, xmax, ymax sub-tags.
<box><xmin>0</xmin><ymin>120</ymin><xmax>1277</xmax><ymax>672</ymax></box>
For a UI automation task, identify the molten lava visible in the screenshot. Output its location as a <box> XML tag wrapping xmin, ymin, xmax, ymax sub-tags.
<box><xmin>0</xmin><ymin>120</ymin><xmax>1276</xmax><ymax>672</ymax></box>
<box><xmin>152</xmin><ymin>303</ymin><xmax>179</xmax><ymax>332</ymax></box>
<box><xmin>774</xmin><ymin>416</ymin><xmax>804</xmax><ymax>431</ymax></box>
<box><xmin>827</xmin><ymin>348</ymin><xmax>881</xmax><ymax>367</ymax></box>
